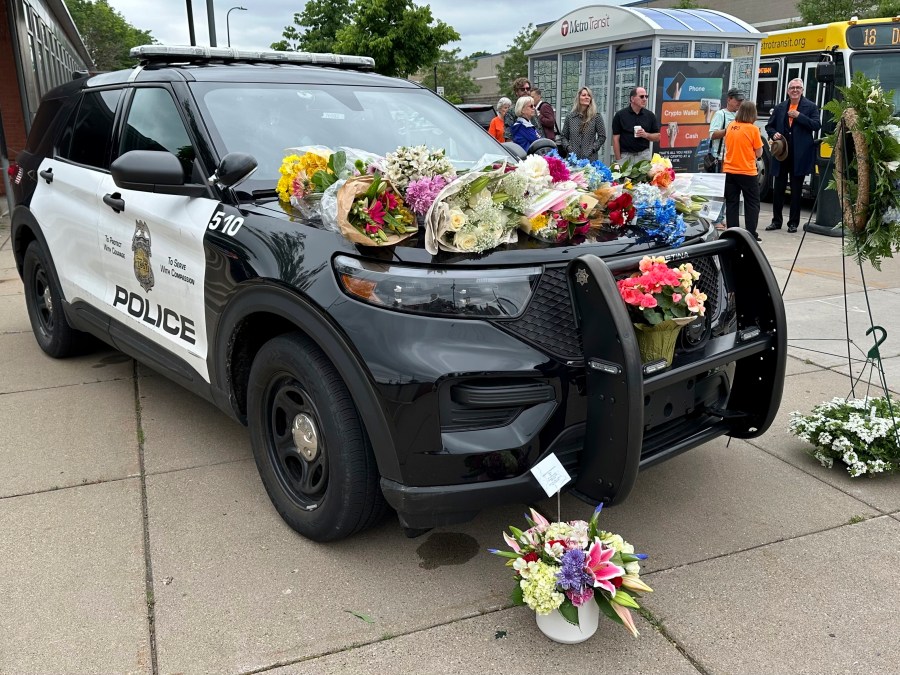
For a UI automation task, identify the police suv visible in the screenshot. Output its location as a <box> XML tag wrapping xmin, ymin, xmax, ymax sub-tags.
<box><xmin>10</xmin><ymin>46</ymin><xmax>787</xmax><ymax>541</ymax></box>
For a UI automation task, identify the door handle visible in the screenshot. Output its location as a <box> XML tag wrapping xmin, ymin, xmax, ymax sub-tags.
<box><xmin>103</xmin><ymin>192</ymin><xmax>125</xmax><ymax>213</ymax></box>
<box><xmin>39</xmin><ymin>168</ymin><xmax>53</xmax><ymax>184</ymax></box>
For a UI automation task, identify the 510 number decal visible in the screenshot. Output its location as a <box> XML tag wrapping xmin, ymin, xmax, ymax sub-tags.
<box><xmin>208</xmin><ymin>210</ymin><xmax>244</xmax><ymax>236</ymax></box>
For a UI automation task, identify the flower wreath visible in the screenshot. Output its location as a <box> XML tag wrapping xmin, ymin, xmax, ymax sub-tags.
<box><xmin>823</xmin><ymin>72</ymin><xmax>900</xmax><ymax>269</ymax></box>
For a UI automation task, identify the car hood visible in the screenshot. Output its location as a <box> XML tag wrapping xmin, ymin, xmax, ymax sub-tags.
<box><xmin>252</xmin><ymin>199</ymin><xmax>714</xmax><ymax>266</ymax></box>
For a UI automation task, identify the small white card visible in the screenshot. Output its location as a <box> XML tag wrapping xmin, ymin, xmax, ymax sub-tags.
<box><xmin>530</xmin><ymin>453</ymin><xmax>572</xmax><ymax>497</ymax></box>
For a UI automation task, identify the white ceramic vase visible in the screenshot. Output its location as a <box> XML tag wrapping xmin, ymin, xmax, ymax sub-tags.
<box><xmin>535</xmin><ymin>600</ymin><xmax>600</xmax><ymax>644</ymax></box>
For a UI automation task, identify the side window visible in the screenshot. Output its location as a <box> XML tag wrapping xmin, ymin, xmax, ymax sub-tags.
<box><xmin>58</xmin><ymin>90</ymin><xmax>120</xmax><ymax>169</ymax></box>
<box><xmin>120</xmin><ymin>88</ymin><xmax>196</xmax><ymax>180</ymax></box>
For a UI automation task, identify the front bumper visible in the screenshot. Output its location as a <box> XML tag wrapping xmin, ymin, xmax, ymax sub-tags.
<box><xmin>381</xmin><ymin>229</ymin><xmax>787</xmax><ymax>529</ymax></box>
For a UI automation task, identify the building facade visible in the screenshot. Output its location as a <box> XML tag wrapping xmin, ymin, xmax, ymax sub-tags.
<box><xmin>1</xmin><ymin>0</ymin><xmax>90</xmax><ymax>199</ymax></box>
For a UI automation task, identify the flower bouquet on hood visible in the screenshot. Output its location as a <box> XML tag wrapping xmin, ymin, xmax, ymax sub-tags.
<box><xmin>335</xmin><ymin>172</ymin><xmax>417</xmax><ymax>245</ymax></box>
<box><xmin>424</xmin><ymin>159</ymin><xmax>518</xmax><ymax>254</ymax></box>
<box><xmin>491</xmin><ymin>505</ymin><xmax>651</xmax><ymax>642</ymax></box>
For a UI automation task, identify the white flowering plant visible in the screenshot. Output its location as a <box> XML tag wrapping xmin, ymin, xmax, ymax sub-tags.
<box><xmin>789</xmin><ymin>396</ymin><xmax>900</xmax><ymax>477</ymax></box>
<box><xmin>823</xmin><ymin>72</ymin><xmax>900</xmax><ymax>269</ymax></box>
<box><xmin>490</xmin><ymin>505</ymin><xmax>652</xmax><ymax>636</ymax></box>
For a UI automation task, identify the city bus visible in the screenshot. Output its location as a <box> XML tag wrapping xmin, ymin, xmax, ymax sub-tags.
<box><xmin>755</xmin><ymin>17</ymin><xmax>900</xmax><ymax>200</ymax></box>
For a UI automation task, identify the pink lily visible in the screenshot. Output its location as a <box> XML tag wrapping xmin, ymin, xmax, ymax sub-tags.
<box><xmin>621</xmin><ymin>574</ymin><xmax>653</xmax><ymax>594</ymax></box>
<box><xmin>611</xmin><ymin>603</ymin><xmax>640</xmax><ymax>637</ymax></box>
<box><xmin>503</xmin><ymin>531</ymin><xmax>521</xmax><ymax>553</ymax></box>
<box><xmin>585</xmin><ymin>541</ymin><xmax>625</xmax><ymax>594</ymax></box>
<box><xmin>528</xmin><ymin>508</ymin><xmax>550</xmax><ymax>529</ymax></box>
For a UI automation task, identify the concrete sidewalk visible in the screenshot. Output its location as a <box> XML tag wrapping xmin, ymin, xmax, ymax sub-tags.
<box><xmin>2</xmin><ymin>203</ymin><xmax>900</xmax><ymax>674</ymax></box>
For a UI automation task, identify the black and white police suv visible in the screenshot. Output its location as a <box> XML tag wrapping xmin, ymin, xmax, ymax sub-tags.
<box><xmin>10</xmin><ymin>46</ymin><xmax>787</xmax><ymax>541</ymax></box>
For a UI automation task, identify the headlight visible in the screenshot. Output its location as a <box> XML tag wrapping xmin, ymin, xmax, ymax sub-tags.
<box><xmin>333</xmin><ymin>255</ymin><xmax>541</xmax><ymax>318</ymax></box>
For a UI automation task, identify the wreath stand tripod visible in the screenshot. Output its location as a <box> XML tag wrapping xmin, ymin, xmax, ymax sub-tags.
<box><xmin>779</xmin><ymin>108</ymin><xmax>898</xmax><ymax>441</ymax></box>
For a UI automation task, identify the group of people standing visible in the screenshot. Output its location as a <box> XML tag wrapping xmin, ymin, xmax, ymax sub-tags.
<box><xmin>490</xmin><ymin>79</ymin><xmax>664</xmax><ymax>163</ymax></box>
<box><xmin>708</xmin><ymin>79</ymin><xmax>820</xmax><ymax>240</ymax></box>
<box><xmin>489</xmin><ymin>75</ymin><xmax>820</xmax><ymax>243</ymax></box>
<box><xmin>491</xmin><ymin>77</ymin><xmax>607</xmax><ymax>161</ymax></box>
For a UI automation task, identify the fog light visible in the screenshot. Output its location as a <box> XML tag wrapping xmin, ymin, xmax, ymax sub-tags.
<box><xmin>738</xmin><ymin>327</ymin><xmax>761</xmax><ymax>342</ymax></box>
<box><xmin>642</xmin><ymin>359</ymin><xmax>668</xmax><ymax>375</ymax></box>
<box><xmin>588</xmin><ymin>359</ymin><xmax>621</xmax><ymax>375</ymax></box>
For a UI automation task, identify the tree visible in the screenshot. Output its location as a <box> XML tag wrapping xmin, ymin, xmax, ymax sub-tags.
<box><xmin>468</xmin><ymin>50</ymin><xmax>491</xmax><ymax>59</ymax></box>
<box><xmin>496</xmin><ymin>24</ymin><xmax>540</xmax><ymax>97</ymax></box>
<box><xmin>334</xmin><ymin>0</ymin><xmax>459</xmax><ymax>77</ymax></box>
<box><xmin>416</xmin><ymin>48</ymin><xmax>478</xmax><ymax>104</ymax></box>
<box><xmin>796</xmin><ymin>0</ymin><xmax>873</xmax><ymax>24</ymax></box>
<box><xmin>672</xmin><ymin>0</ymin><xmax>705</xmax><ymax>7</ymax></box>
<box><xmin>270</xmin><ymin>0</ymin><xmax>351</xmax><ymax>52</ymax></box>
<box><xmin>65</xmin><ymin>0</ymin><xmax>154</xmax><ymax>70</ymax></box>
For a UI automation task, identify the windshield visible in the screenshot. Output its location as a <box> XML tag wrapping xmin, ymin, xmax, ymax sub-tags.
<box><xmin>190</xmin><ymin>82</ymin><xmax>506</xmax><ymax>194</ymax></box>
<box><xmin>851</xmin><ymin>52</ymin><xmax>900</xmax><ymax>112</ymax></box>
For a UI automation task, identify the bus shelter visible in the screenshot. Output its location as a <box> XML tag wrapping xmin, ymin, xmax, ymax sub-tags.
<box><xmin>527</xmin><ymin>6</ymin><xmax>765</xmax><ymax>171</ymax></box>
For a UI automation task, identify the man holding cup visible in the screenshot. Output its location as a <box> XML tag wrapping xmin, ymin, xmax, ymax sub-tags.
<box><xmin>612</xmin><ymin>87</ymin><xmax>660</xmax><ymax>164</ymax></box>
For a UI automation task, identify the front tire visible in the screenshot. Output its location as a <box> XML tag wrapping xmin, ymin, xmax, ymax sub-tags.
<box><xmin>22</xmin><ymin>240</ymin><xmax>84</xmax><ymax>357</ymax></box>
<box><xmin>247</xmin><ymin>333</ymin><xmax>386</xmax><ymax>541</ymax></box>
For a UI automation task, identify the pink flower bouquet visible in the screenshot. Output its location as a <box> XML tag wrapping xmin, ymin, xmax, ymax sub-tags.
<box><xmin>491</xmin><ymin>505</ymin><xmax>652</xmax><ymax>636</ymax></box>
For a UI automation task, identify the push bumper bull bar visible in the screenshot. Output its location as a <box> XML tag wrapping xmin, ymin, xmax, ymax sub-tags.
<box><xmin>566</xmin><ymin>228</ymin><xmax>787</xmax><ymax>506</ymax></box>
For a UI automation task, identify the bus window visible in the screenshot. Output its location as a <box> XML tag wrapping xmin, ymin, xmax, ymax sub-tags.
<box><xmin>851</xmin><ymin>53</ymin><xmax>900</xmax><ymax>112</ymax></box>
<box><xmin>757</xmin><ymin>81</ymin><xmax>778</xmax><ymax>116</ymax></box>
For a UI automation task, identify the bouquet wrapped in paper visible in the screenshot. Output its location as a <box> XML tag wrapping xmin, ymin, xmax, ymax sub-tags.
<box><xmin>424</xmin><ymin>160</ymin><xmax>518</xmax><ymax>254</ymax></box>
<box><xmin>518</xmin><ymin>189</ymin><xmax>599</xmax><ymax>244</ymax></box>
<box><xmin>335</xmin><ymin>173</ymin><xmax>417</xmax><ymax>246</ymax></box>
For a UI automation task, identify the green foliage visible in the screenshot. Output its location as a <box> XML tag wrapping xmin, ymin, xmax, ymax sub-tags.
<box><xmin>332</xmin><ymin>0</ymin><xmax>459</xmax><ymax>77</ymax></box>
<box><xmin>496</xmin><ymin>24</ymin><xmax>541</xmax><ymax>97</ymax></box>
<box><xmin>416</xmin><ymin>48</ymin><xmax>478</xmax><ymax>104</ymax></box>
<box><xmin>65</xmin><ymin>0</ymin><xmax>154</xmax><ymax>70</ymax></box>
<box><xmin>270</xmin><ymin>0</ymin><xmax>351</xmax><ymax>52</ymax></box>
<box><xmin>823</xmin><ymin>71</ymin><xmax>900</xmax><ymax>269</ymax></box>
<box><xmin>468</xmin><ymin>50</ymin><xmax>491</xmax><ymax>59</ymax></box>
<box><xmin>797</xmin><ymin>0</ymin><xmax>874</xmax><ymax>24</ymax></box>
<box><xmin>672</xmin><ymin>0</ymin><xmax>705</xmax><ymax>7</ymax></box>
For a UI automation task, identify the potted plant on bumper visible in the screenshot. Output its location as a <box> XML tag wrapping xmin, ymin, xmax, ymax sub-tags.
<box><xmin>490</xmin><ymin>505</ymin><xmax>651</xmax><ymax>643</ymax></box>
<box><xmin>617</xmin><ymin>255</ymin><xmax>707</xmax><ymax>366</ymax></box>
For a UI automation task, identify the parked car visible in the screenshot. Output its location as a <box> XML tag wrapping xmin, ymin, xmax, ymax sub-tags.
<box><xmin>9</xmin><ymin>46</ymin><xmax>786</xmax><ymax>542</ymax></box>
<box><xmin>456</xmin><ymin>103</ymin><xmax>496</xmax><ymax>131</ymax></box>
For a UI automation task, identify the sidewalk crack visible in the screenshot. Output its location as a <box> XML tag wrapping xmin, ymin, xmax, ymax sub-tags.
<box><xmin>134</xmin><ymin>362</ymin><xmax>159</xmax><ymax>675</ymax></box>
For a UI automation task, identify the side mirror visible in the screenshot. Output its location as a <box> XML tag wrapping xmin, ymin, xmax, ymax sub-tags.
<box><xmin>817</xmin><ymin>61</ymin><xmax>835</xmax><ymax>84</ymax></box>
<box><xmin>209</xmin><ymin>152</ymin><xmax>257</xmax><ymax>188</ymax></box>
<box><xmin>111</xmin><ymin>150</ymin><xmax>207</xmax><ymax>197</ymax></box>
<box><xmin>502</xmin><ymin>141</ymin><xmax>526</xmax><ymax>160</ymax></box>
<box><xmin>529</xmin><ymin>138</ymin><xmax>558</xmax><ymax>157</ymax></box>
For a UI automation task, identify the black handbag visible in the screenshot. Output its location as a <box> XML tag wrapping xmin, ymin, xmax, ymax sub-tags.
<box><xmin>553</xmin><ymin>118</ymin><xmax>569</xmax><ymax>157</ymax></box>
<box><xmin>703</xmin><ymin>152</ymin><xmax>719</xmax><ymax>173</ymax></box>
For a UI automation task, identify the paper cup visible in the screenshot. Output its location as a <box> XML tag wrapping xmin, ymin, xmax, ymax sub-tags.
<box><xmin>634</xmin><ymin>125</ymin><xmax>641</xmax><ymax>137</ymax></box>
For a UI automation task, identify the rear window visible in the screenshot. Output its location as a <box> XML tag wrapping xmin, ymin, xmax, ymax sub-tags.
<box><xmin>465</xmin><ymin>109</ymin><xmax>496</xmax><ymax>127</ymax></box>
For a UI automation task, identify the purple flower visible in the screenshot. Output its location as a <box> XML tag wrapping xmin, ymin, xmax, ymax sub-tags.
<box><xmin>557</xmin><ymin>549</ymin><xmax>589</xmax><ymax>589</ymax></box>
<box><xmin>405</xmin><ymin>175</ymin><xmax>448</xmax><ymax>215</ymax></box>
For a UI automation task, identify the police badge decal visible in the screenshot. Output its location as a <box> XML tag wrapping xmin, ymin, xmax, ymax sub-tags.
<box><xmin>132</xmin><ymin>220</ymin><xmax>155</xmax><ymax>292</ymax></box>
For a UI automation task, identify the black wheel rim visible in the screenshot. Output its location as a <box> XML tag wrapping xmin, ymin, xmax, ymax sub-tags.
<box><xmin>30</xmin><ymin>262</ymin><xmax>55</xmax><ymax>338</ymax></box>
<box><xmin>264</xmin><ymin>374</ymin><xmax>328</xmax><ymax>509</ymax></box>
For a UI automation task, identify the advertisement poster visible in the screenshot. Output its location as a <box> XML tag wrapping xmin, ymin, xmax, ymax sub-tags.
<box><xmin>655</xmin><ymin>59</ymin><xmax>732</xmax><ymax>173</ymax></box>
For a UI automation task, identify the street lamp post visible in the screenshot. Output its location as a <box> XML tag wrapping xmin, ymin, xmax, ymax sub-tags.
<box><xmin>227</xmin><ymin>6</ymin><xmax>247</xmax><ymax>48</ymax></box>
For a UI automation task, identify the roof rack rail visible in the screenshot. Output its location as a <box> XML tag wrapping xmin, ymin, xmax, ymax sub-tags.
<box><xmin>129</xmin><ymin>45</ymin><xmax>376</xmax><ymax>71</ymax></box>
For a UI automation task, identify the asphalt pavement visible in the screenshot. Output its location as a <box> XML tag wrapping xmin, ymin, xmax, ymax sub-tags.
<box><xmin>2</xmin><ymin>200</ymin><xmax>900</xmax><ymax>674</ymax></box>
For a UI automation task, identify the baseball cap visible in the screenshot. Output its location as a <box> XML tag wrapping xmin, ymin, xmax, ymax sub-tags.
<box><xmin>727</xmin><ymin>88</ymin><xmax>746</xmax><ymax>100</ymax></box>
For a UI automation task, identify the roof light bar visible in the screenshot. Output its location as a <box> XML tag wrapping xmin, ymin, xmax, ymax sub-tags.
<box><xmin>129</xmin><ymin>45</ymin><xmax>375</xmax><ymax>70</ymax></box>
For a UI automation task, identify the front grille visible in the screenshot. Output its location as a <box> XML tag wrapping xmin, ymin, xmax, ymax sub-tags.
<box><xmin>497</xmin><ymin>258</ymin><xmax>722</xmax><ymax>361</ymax></box>
<box><xmin>499</xmin><ymin>267</ymin><xmax>582</xmax><ymax>359</ymax></box>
